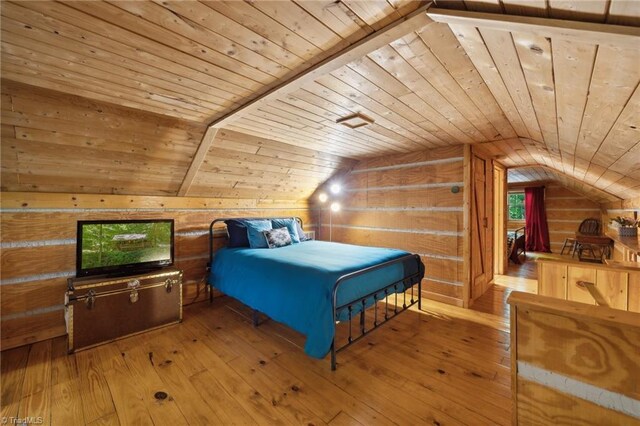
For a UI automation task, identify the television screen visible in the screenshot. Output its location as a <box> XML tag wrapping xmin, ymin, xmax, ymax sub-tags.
<box><xmin>77</xmin><ymin>219</ymin><xmax>174</xmax><ymax>277</ymax></box>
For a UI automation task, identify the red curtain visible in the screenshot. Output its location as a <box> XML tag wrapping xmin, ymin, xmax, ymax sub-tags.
<box><xmin>524</xmin><ymin>186</ymin><xmax>551</xmax><ymax>252</ymax></box>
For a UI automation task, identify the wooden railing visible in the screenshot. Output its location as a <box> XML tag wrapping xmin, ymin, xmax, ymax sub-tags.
<box><xmin>537</xmin><ymin>258</ymin><xmax>640</xmax><ymax>312</ymax></box>
<box><xmin>508</xmin><ymin>292</ymin><xmax>640</xmax><ymax>425</ymax></box>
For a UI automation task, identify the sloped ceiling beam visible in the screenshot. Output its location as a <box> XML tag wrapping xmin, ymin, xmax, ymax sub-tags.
<box><xmin>177</xmin><ymin>2</ymin><xmax>435</xmax><ymax>196</ymax></box>
<box><xmin>177</xmin><ymin>127</ymin><xmax>219</xmax><ymax>197</ymax></box>
<box><xmin>427</xmin><ymin>8</ymin><xmax>640</xmax><ymax>49</ymax></box>
<box><xmin>206</xmin><ymin>2</ymin><xmax>434</xmax><ymax>130</ymax></box>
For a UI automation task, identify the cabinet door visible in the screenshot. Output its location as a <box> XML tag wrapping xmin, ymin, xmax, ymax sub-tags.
<box><xmin>629</xmin><ymin>273</ymin><xmax>640</xmax><ymax>313</ymax></box>
<box><xmin>595</xmin><ymin>270</ymin><xmax>628</xmax><ymax>310</ymax></box>
<box><xmin>567</xmin><ymin>267</ymin><xmax>597</xmax><ymax>305</ymax></box>
<box><xmin>538</xmin><ymin>263</ymin><xmax>567</xmax><ymax>299</ymax></box>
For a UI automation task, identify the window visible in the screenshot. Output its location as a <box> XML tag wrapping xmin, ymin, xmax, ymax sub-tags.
<box><xmin>508</xmin><ymin>192</ymin><xmax>525</xmax><ymax>220</ymax></box>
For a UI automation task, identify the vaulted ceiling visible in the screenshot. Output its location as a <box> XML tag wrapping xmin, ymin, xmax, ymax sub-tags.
<box><xmin>1</xmin><ymin>1</ymin><xmax>638</xmax><ymax>203</ymax></box>
<box><xmin>507</xmin><ymin>166</ymin><xmax>620</xmax><ymax>204</ymax></box>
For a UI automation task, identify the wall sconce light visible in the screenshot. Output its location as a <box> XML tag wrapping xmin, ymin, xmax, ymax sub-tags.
<box><xmin>318</xmin><ymin>193</ymin><xmax>328</xmax><ymax>203</ymax></box>
<box><xmin>330</xmin><ymin>183</ymin><xmax>341</xmax><ymax>194</ymax></box>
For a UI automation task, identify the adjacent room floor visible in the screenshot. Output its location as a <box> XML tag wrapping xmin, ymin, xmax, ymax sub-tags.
<box><xmin>1</xmin><ymin>284</ymin><xmax>518</xmax><ymax>426</ymax></box>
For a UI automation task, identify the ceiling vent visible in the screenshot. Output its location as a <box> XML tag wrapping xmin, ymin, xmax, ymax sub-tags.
<box><xmin>336</xmin><ymin>112</ymin><xmax>374</xmax><ymax>129</ymax></box>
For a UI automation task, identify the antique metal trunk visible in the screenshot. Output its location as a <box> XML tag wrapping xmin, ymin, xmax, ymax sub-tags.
<box><xmin>65</xmin><ymin>268</ymin><xmax>182</xmax><ymax>352</ymax></box>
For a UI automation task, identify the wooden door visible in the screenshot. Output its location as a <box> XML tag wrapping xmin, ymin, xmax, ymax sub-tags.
<box><xmin>471</xmin><ymin>154</ymin><xmax>493</xmax><ymax>300</ymax></box>
<box><xmin>493</xmin><ymin>165</ymin><xmax>507</xmax><ymax>275</ymax></box>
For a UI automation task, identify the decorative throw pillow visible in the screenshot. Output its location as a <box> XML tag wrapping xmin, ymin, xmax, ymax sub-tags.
<box><xmin>295</xmin><ymin>220</ymin><xmax>309</xmax><ymax>241</ymax></box>
<box><xmin>271</xmin><ymin>218</ymin><xmax>300</xmax><ymax>243</ymax></box>
<box><xmin>245</xmin><ymin>220</ymin><xmax>272</xmax><ymax>249</ymax></box>
<box><xmin>263</xmin><ymin>227</ymin><xmax>293</xmax><ymax>249</ymax></box>
<box><xmin>225</xmin><ymin>219</ymin><xmax>250</xmax><ymax>248</ymax></box>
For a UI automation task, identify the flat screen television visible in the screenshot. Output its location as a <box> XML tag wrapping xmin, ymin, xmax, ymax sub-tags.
<box><xmin>76</xmin><ymin>219</ymin><xmax>174</xmax><ymax>278</ymax></box>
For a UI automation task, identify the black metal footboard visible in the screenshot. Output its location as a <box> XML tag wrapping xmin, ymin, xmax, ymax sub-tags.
<box><xmin>330</xmin><ymin>253</ymin><xmax>424</xmax><ymax>370</ymax></box>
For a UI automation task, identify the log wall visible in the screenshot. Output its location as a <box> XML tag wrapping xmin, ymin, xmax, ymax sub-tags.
<box><xmin>0</xmin><ymin>192</ymin><xmax>312</xmax><ymax>350</ymax></box>
<box><xmin>507</xmin><ymin>183</ymin><xmax>602</xmax><ymax>253</ymax></box>
<box><xmin>317</xmin><ymin>146</ymin><xmax>466</xmax><ymax>306</ymax></box>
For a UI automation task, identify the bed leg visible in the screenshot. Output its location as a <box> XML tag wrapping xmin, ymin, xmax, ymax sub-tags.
<box><xmin>330</xmin><ymin>341</ymin><xmax>337</xmax><ymax>371</ymax></box>
<box><xmin>252</xmin><ymin>309</ymin><xmax>259</xmax><ymax>327</ymax></box>
<box><xmin>208</xmin><ymin>285</ymin><xmax>213</xmax><ymax>304</ymax></box>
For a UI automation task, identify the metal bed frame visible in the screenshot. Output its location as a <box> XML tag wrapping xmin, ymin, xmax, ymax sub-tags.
<box><xmin>207</xmin><ymin>217</ymin><xmax>424</xmax><ymax>370</ymax></box>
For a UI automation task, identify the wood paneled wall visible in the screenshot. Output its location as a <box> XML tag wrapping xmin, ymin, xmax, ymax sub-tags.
<box><xmin>1</xmin><ymin>81</ymin><xmax>353</xmax><ymax>200</ymax></box>
<box><xmin>507</xmin><ymin>183</ymin><xmax>602</xmax><ymax>253</ymax></box>
<box><xmin>1</xmin><ymin>80</ymin><xmax>205</xmax><ymax>195</ymax></box>
<box><xmin>0</xmin><ymin>192</ymin><xmax>312</xmax><ymax>350</ymax></box>
<box><xmin>187</xmin><ymin>128</ymin><xmax>355</xmax><ymax>199</ymax></box>
<box><xmin>545</xmin><ymin>185</ymin><xmax>602</xmax><ymax>253</ymax></box>
<box><xmin>317</xmin><ymin>146</ymin><xmax>466</xmax><ymax>306</ymax></box>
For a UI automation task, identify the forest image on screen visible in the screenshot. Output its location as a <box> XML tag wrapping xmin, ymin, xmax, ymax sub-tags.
<box><xmin>81</xmin><ymin>222</ymin><xmax>172</xmax><ymax>269</ymax></box>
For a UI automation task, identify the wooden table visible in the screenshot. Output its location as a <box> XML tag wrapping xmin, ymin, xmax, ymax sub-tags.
<box><xmin>575</xmin><ymin>233</ymin><xmax>613</xmax><ymax>263</ymax></box>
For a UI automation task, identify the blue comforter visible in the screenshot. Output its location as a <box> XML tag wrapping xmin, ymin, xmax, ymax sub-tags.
<box><xmin>208</xmin><ymin>240</ymin><xmax>422</xmax><ymax>358</ymax></box>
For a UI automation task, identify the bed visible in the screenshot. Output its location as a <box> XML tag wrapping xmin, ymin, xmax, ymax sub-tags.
<box><xmin>207</xmin><ymin>217</ymin><xmax>425</xmax><ymax>370</ymax></box>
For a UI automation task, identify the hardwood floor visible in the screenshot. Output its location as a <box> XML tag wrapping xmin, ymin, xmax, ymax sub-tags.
<box><xmin>1</xmin><ymin>291</ymin><xmax>514</xmax><ymax>426</ymax></box>
<box><xmin>501</xmin><ymin>251</ymin><xmax>576</xmax><ymax>282</ymax></box>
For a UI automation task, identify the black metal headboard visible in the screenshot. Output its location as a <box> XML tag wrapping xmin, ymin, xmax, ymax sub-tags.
<box><xmin>208</xmin><ymin>217</ymin><xmax>303</xmax><ymax>268</ymax></box>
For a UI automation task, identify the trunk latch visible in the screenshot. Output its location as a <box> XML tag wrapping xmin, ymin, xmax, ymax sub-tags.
<box><xmin>165</xmin><ymin>278</ymin><xmax>174</xmax><ymax>293</ymax></box>
<box><xmin>128</xmin><ymin>279</ymin><xmax>140</xmax><ymax>303</ymax></box>
<box><xmin>85</xmin><ymin>289</ymin><xmax>96</xmax><ymax>309</ymax></box>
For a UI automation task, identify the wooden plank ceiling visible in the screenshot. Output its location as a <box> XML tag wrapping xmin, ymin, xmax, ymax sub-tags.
<box><xmin>1</xmin><ymin>1</ymin><xmax>638</xmax><ymax>202</ymax></box>
<box><xmin>507</xmin><ymin>166</ymin><xmax>619</xmax><ymax>204</ymax></box>
<box><xmin>0</xmin><ymin>0</ymin><xmax>424</xmax><ymax>124</ymax></box>
<box><xmin>432</xmin><ymin>0</ymin><xmax>640</xmax><ymax>202</ymax></box>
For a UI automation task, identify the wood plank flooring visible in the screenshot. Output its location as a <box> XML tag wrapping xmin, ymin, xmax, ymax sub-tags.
<box><xmin>2</xmin><ymin>290</ymin><xmax>516</xmax><ymax>426</ymax></box>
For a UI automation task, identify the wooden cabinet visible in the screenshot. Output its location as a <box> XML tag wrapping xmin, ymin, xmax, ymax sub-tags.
<box><xmin>537</xmin><ymin>259</ymin><xmax>638</xmax><ymax>312</ymax></box>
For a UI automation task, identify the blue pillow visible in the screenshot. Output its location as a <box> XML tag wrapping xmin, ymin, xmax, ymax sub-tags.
<box><xmin>271</xmin><ymin>218</ymin><xmax>300</xmax><ymax>243</ymax></box>
<box><xmin>295</xmin><ymin>220</ymin><xmax>308</xmax><ymax>241</ymax></box>
<box><xmin>245</xmin><ymin>220</ymin><xmax>272</xmax><ymax>248</ymax></box>
<box><xmin>225</xmin><ymin>219</ymin><xmax>250</xmax><ymax>248</ymax></box>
